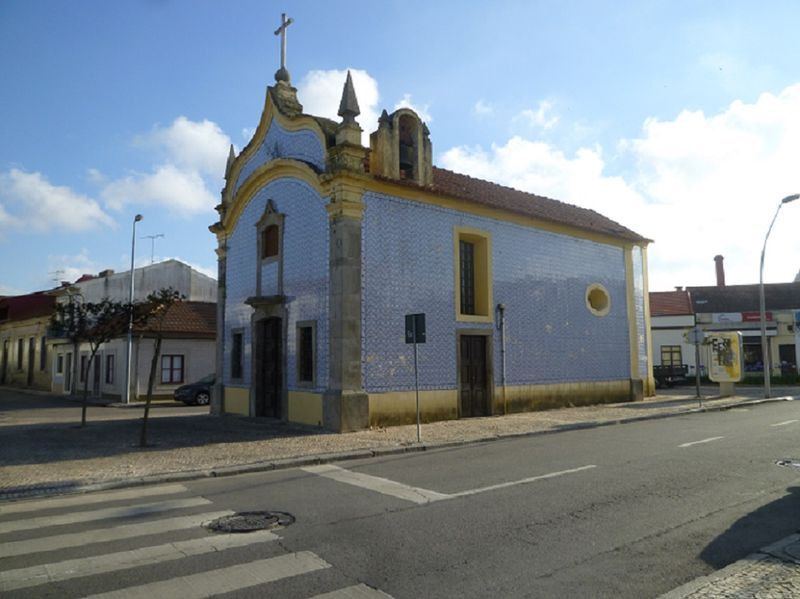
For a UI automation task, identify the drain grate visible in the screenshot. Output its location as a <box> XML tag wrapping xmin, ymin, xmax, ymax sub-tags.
<box><xmin>775</xmin><ymin>459</ymin><xmax>800</xmax><ymax>469</ymax></box>
<box><xmin>204</xmin><ymin>511</ymin><xmax>295</xmax><ymax>533</ymax></box>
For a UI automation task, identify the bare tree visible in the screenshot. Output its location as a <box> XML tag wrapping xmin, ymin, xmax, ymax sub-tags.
<box><xmin>51</xmin><ymin>299</ymin><xmax>131</xmax><ymax>427</ymax></box>
<box><xmin>138</xmin><ymin>288</ymin><xmax>184</xmax><ymax>447</ymax></box>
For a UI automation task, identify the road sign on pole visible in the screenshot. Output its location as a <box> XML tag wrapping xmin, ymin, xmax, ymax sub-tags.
<box><xmin>405</xmin><ymin>313</ymin><xmax>425</xmax><ymax>443</ymax></box>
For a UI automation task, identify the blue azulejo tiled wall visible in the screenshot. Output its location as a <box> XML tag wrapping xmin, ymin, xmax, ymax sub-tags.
<box><xmin>361</xmin><ymin>192</ymin><xmax>631</xmax><ymax>393</ymax></box>
<box><xmin>234</xmin><ymin>120</ymin><xmax>326</xmax><ymax>194</ymax></box>
<box><xmin>224</xmin><ymin>177</ymin><xmax>329</xmax><ymax>393</ymax></box>
<box><xmin>632</xmin><ymin>246</ymin><xmax>649</xmax><ymax>376</ymax></box>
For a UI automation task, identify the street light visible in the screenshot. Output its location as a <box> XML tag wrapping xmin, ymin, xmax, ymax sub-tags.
<box><xmin>124</xmin><ymin>214</ymin><xmax>143</xmax><ymax>404</ymax></box>
<box><xmin>759</xmin><ymin>194</ymin><xmax>799</xmax><ymax>398</ymax></box>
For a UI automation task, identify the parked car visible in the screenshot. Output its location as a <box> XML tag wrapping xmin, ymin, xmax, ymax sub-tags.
<box><xmin>174</xmin><ymin>373</ymin><xmax>215</xmax><ymax>405</ymax></box>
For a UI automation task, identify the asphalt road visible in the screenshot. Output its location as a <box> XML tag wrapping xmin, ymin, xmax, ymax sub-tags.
<box><xmin>3</xmin><ymin>399</ymin><xmax>800</xmax><ymax>598</ymax></box>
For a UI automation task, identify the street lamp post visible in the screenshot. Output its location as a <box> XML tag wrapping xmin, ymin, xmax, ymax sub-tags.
<box><xmin>759</xmin><ymin>194</ymin><xmax>799</xmax><ymax>398</ymax></box>
<box><xmin>124</xmin><ymin>214</ymin><xmax>143</xmax><ymax>404</ymax></box>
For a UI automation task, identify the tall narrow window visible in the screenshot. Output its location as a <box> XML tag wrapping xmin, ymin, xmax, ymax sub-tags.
<box><xmin>455</xmin><ymin>228</ymin><xmax>492</xmax><ymax>322</ymax></box>
<box><xmin>56</xmin><ymin>355</ymin><xmax>64</xmax><ymax>374</ymax></box>
<box><xmin>296</xmin><ymin>322</ymin><xmax>316</xmax><ymax>385</ymax></box>
<box><xmin>17</xmin><ymin>339</ymin><xmax>23</xmax><ymax>369</ymax></box>
<box><xmin>40</xmin><ymin>337</ymin><xmax>47</xmax><ymax>371</ymax></box>
<box><xmin>459</xmin><ymin>240</ymin><xmax>476</xmax><ymax>315</ymax></box>
<box><xmin>231</xmin><ymin>331</ymin><xmax>243</xmax><ymax>380</ymax></box>
<box><xmin>261</xmin><ymin>225</ymin><xmax>280</xmax><ymax>260</ymax></box>
<box><xmin>160</xmin><ymin>355</ymin><xmax>184</xmax><ymax>384</ymax></box>
<box><xmin>80</xmin><ymin>355</ymin><xmax>87</xmax><ymax>382</ymax></box>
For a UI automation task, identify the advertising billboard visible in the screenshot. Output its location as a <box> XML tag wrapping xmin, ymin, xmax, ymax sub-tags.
<box><xmin>707</xmin><ymin>332</ymin><xmax>744</xmax><ymax>383</ymax></box>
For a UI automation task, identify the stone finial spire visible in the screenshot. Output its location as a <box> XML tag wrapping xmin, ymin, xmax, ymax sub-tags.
<box><xmin>225</xmin><ymin>144</ymin><xmax>236</xmax><ymax>179</ymax></box>
<box><xmin>337</xmin><ymin>71</ymin><xmax>360</xmax><ymax>125</ymax></box>
<box><xmin>378</xmin><ymin>109</ymin><xmax>391</xmax><ymax>128</ymax></box>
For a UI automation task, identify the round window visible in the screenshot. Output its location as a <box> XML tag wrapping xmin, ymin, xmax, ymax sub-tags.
<box><xmin>586</xmin><ymin>284</ymin><xmax>611</xmax><ymax>316</ymax></box>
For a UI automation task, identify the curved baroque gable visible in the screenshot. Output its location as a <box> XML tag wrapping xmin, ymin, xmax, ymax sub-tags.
<box><xmin>234</xmin><ymin>120</ymin><xmax>325</xmax><ymax>194</ymax></box>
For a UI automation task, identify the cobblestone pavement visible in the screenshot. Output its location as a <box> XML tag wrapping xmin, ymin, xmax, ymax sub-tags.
<box><xmin>3</xmin><ymin>385</ymin><xmax>800</xmax><ymax>598</ymax></box>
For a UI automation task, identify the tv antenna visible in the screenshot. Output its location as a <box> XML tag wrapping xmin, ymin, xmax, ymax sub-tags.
<box><xmin>141</xmin><ymin>234</ymin><xmax>164</xmax><ymax>264</ymax></box>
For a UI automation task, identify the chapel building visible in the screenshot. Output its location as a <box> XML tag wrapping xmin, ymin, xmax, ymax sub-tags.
<box><xmin>210</xmin><ymin>66</ymin><xmax>654</xmax><ymax>432</ymax></box>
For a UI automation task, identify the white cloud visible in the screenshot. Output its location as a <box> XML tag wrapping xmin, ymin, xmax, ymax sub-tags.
<box><xmin>297</xmin><ymin>69</ymin><xmax>381</xmax><ymax>142</ymax></box>
<box><xmin>242</xmin><ymin>127</ymin><xmax>256</xmax><ymax>141</ymax></box>
<box><xmin>140</xmin><ymin>116</ymin><xmax>231</xmax><ymax>177</ymax></box>
<box><xmin>626</xmin><ymin>84</ymin><xmax>800</xmax><ymax>288</ymax></box>
<box><xmin>393</xmin><ymin>93</ymin><xmax>433</xmax><ymax>123</ymax></box>
<box><xmin>473</xmin><ymin>99</ymin><xmax>494</xmax><ymax>117</ymax></box>
<box><xmin>439</xmin><ymin>83</ymin><xmax>800</xmax><ymax>290</ymax></box>
<box><xmin>517</xmin><ymin>100</ymin><xmax>559</xmax><ymax>130</ymax></box>
<box><xmin>101</xmin><ymin>164</ymin><xmax>217</xmax><ymax>216</ymax></box>
<box><xmin>99</xmin><ymin>116</ymin><xmax>231</xmax><ymax>217</ymax></box>
<box><xmin>0</xmin><ymin>169</ymin><xmax>115</xmax><ymax>234</ymax></box>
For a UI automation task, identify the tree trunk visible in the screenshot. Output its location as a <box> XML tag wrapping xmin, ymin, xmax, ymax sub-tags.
<box><xmin>140</xmin><ymin>336</ymin><xmax>162</xmax><ymax>447</ymax></box>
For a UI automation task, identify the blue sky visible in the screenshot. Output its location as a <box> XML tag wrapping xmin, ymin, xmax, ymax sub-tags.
<box><xmin>2</xmin><ymin>0</ymin><xmax>800</xmax><ymax>295</ymax></box>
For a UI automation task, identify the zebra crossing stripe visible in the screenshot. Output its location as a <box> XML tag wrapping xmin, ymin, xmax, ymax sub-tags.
<box><xmin>0</xmin><ymin>529</ymin><xmax>280</xmax><ymax>591</ymax></box>
<box><xmin>0</xmin><ymin>497</ymin><xmax>211</xmax><ymax>535</ymax></box>
<box><xmin>0</xmin><ymin>484</ymin><xmax>189</xmax><ymax>516</ymax></box>
<box><xmin>310</xmin><ymin>584</ymin><xmax>396</xmax><ymax>598</ymax></box>
<box><xmin>79</xmin><ymin>552</ymin><xmax>331</xmax><ymax>599</ymax></box>
<box><xmin>0</xmin><ymin>510</ymin><xmax>234</xmax><ymax>559</ymax></box>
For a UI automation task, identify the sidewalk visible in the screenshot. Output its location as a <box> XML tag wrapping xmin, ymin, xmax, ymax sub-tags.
<box><xmin>2</xmin><ymin>386</ymin><xmax>799</xmax><ymax>598</ymax></box>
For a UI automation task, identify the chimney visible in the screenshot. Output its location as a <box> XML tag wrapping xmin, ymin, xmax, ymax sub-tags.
<box><xmin>714</xmin><ymin>255</ymin><xmax>726</xmax><ymax>287</ymax></box>
<box><xmin>674</xmin><ymin>286</ymin><xmax>683</xmax><ymax>291</ymax></box>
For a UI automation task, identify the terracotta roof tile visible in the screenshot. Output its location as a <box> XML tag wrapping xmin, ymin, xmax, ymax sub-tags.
<box><xmin>649</xmin><ymin>290</ymin><xmax>693</xmax><ymax>316</ymax></box>
<box><xmin>426</xmin><ymin>167</ymin><xmax>648</xmax><ymax>243</ymax></box>
<box><xmin>0</xmin><ymin>293</ymin><xmax>56</xmax><ymax>322</ymax></box>
<box><xmin>134</xmin><ymin>301</ymin><xmax>215</xmax><ymax>337</ymax></box>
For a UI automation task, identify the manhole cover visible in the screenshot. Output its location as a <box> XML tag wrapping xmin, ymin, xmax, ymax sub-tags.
<box><xmin>775</xmin><ymin>459</ymin><xmax>800</xmax><ymax>469</ymax></box>
<box><xmin>204</xmin><ymin>511</ymin><xmax>295</xmax><ymax>533</ymax></box>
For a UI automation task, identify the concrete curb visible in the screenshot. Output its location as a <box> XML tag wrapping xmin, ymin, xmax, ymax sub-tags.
<box><xmin>656</xmin><ymin>533</ymin><xmax>800</xmax><ymax>599</ymax></box>
<box><xmin>1</xmin><ymin>394</ymin><xmax>795</xmax><ymax>503</ymax></box>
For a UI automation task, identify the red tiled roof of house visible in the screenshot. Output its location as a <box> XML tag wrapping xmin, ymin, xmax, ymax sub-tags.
<box><xmin>649</xmin><ymin>290</ymin><xmax>694</xmax><ymax>316</ymax></box>
<box><xmin>133</xmin><ymin>301</ymin><xmax>215</xmax><ymax>338</ymax></box>
<box><xmin>0</xmin><ymin>292</ymin><xmax>56</xmax><ymax>322</ymax></box>
<box><xmin>425</xmin><ymin>167</ymin><xmax>648</xmax><ymax>243</ymax></box>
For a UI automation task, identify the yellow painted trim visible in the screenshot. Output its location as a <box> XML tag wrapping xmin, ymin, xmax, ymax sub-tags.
<box><xmin>453</xmin><ymin>226</ymin><xmax>494</xmax><ymax>324</ymax></box>
<box><xmin>288</xmin><ymin>391</ymin><xmax>323</xmax><ymax>426</ymax></box>
<box><xmin>224</xmin><ymin>386</ymin><xmax>250</xmax><ymax>416</ymax></box>
<box><xmin>365</xmin><ymin>178</ymin><xmax>643</xmax><ymax>249</ymax></box>
<box><xmin>624</xmin><ymin>246</ymin><xmax>639</xmax><ymax>379</ymax></box>
<box><xmin>586</xmin><ymin>283</ymin><xmax>611</xmax><ymax>317</ymax></box>
<box><xmin>502</xmin><ymin>380</ymin><xmax>633</xmax><ymax>412</ymax></box>
<box><xmin>224</xmin><ymin>88</ymin><xmax>326</xmax><ymax>205</ymax></box>
<box><xmin>369</xmin><ymin>389</ymin><xmax>457</xmax><ymax>426</ymax></box>
<box><xmin>641</xmin><ymin>245</ymin><xmax>656</xmax><ymax>395</ymax></box>
<box><xmin>219</xmin><ymin>160</ymin><xmax>326</xmax><ymax>235</ymax></box>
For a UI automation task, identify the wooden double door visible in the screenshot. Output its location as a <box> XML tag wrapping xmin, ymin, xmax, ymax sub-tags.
<box><xmin>256</xmin><ymin>317</ymin><xmax>283</xmax><ymax>418</ymax></box>
<box><xmin>459</xmin><ymin>335</ymin><xmax>490</xmax><ymax>418</ymax></box>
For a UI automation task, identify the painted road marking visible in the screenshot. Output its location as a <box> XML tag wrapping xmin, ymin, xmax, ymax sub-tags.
<box><xmin>80</xmin><ymin>552</ymin><xmax>331</xmax><ymax>599</ymax></box>
<box><xmin>0</xmin><ymin>510</ymin><xmax>234</xmax><ymax>559</ymax></box>
<box><xmin>771</xmin><ymin>420</ymin><xmax>799</xmax><ymax>427</ymax></box>
<box><xmin>303</xmin><ymin>464</ymin><xmax>597</xmax><ymax>503</ymax></box>
<box><xmin>0</xmin><ymin>529</ymin><xmax>280</xmax><ymax>591</ymax></box>
<box><xmin>302</xmin><ymin>464</ymin><xmax>451</xmax><ymax>504</ymax></box>
<box><xmin>310</xmin><ymin>584</ymin><xmax>396</xmax><ymax>598</ymax></box>
<box><xmin>679</xmin><ymin>436</ymin><xmax>725</xmax><ymax>448</ymax></box>
<box><xmin>0</xmin><ymin>497</ymin><xmax>211</xmax><ymax>535</ymax></box>
<box><xmin>451</xmin><ymin>465</ymin><xmax>598</xmax><ymax>498</ymax></box>
<box><xmin>0</xmin><ymin>483</ymin><xmax>189</xmax><ymax>516</ymax></box>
